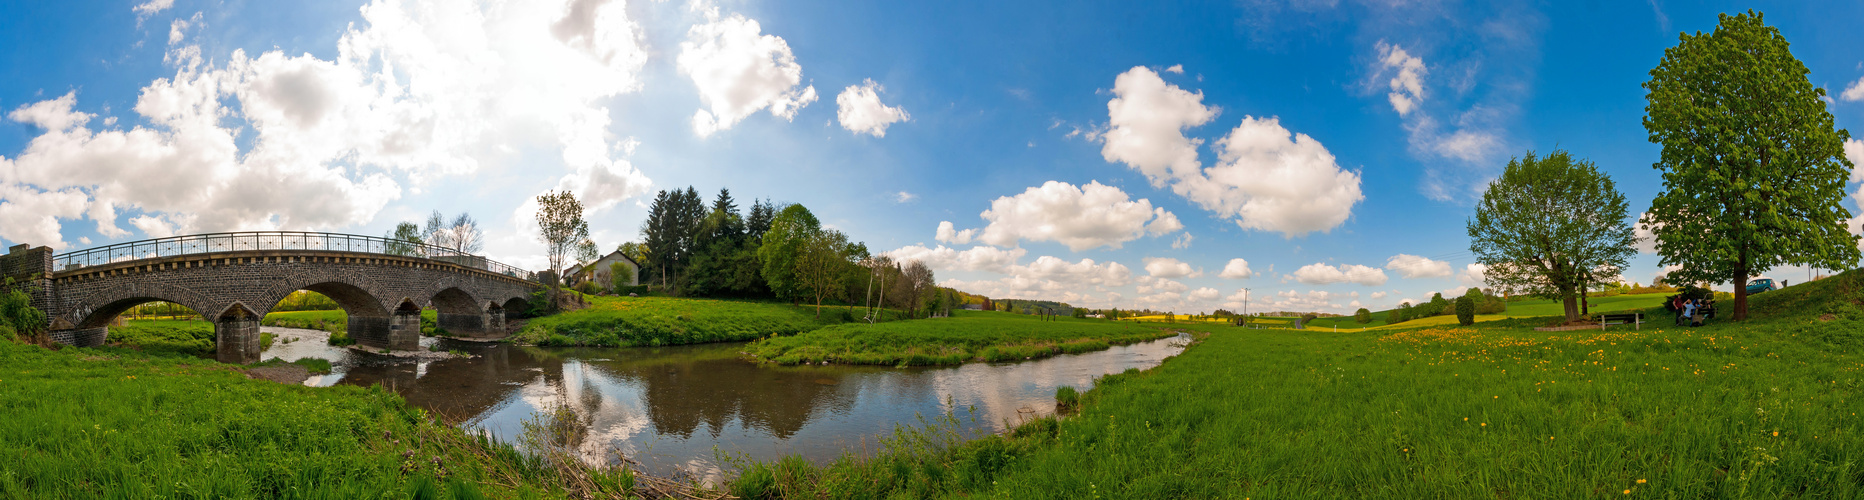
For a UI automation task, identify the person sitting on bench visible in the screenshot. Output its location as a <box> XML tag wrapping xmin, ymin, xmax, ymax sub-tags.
<box><xmin>1683</xmin><ymin>299</ymin><xmax>1700</xmax><ymax>327</ymax></box>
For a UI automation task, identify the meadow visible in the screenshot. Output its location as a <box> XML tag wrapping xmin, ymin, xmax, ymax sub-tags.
<box><xmin>509</xmin><ymin>295</ymin><xmax>861</xmax><ymax>347</ymax></box>
<box><xmin>743</xmin><ymin>310</ymin><xmax>1178</xmax><ymax>366</ymax></box>
<box><xmin>1297</xmin><ymin>292</ymin><xmax>1671</xmax><ymax>331</ymax></box>
<box><xmin>723</xmin><ymin>271</ymin><xmax>1864</xmax><ymax>499</ymax></box>
<box><xmin>0</xmin><ymin>341</ymin><xmax>627</xmax><ymax>498</ymax></box>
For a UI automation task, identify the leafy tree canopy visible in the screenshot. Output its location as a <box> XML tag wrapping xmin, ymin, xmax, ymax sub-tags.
<box><xmin>1642</xmin><ymin>10</ymin><xmax>1859</xmax><ymax>320</ymax></box>
<box><xmin>1468</xmin><ymin>149</ymin><xmax>1636</xmax><ymax>323</ymax></box>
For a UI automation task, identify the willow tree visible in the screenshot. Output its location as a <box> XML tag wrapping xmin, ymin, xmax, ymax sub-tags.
<box><xmin>1467</xmin><ymin>150</ymin><xmax>1636</xmax><ymax>324</ymax></box>
<box><xmin>1642</xmin><ymin>11</ymin><xmax>1860</xmax><ymax>321</ymax></box>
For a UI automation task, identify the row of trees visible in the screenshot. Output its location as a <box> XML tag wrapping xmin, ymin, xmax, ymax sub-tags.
<box><xmin>1468</xmin><ymin>12</ymin><xmax>1859</xmax><ymax>323</ymax></box>
<box><xmin>542</xmin><ymin>186</ymin><xmax>962</xmax><ymax>320</ymax></box>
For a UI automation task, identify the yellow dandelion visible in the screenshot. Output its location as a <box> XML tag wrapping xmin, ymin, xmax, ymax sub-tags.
<box><xmin>1481</xmin><ymin>422</ymin><xmax>1487</xmax><ymax>427</ymax></box>
<box><xmin>1636</xmin><ymin>479</ymin><xmax>1646</xmax><ymax>484</ymax></box>
<box><xmin>1773</xmin><ymin>431</ymin><xmax>1779</xmax><ymax>437</ymax></box>
<box><xmin>1623</xmin><ymin>489</ymin><xmax>1631</xmax><ymax>495</ymax></box>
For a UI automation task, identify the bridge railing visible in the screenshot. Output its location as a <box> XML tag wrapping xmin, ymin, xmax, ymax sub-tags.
<box><xmin>52</xmin><ymin>231</ymin><xmax>536</xmax><ymax>281</ymax></box>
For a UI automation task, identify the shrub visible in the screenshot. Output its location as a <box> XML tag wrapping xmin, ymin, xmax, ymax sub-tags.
<box><xmin>1455</xmin><ymin>294</ymin><xmax>1475</xmax><ymax>326</ymax></box>
<box><xmin>1354</xmin><ymin>308</ymin><xmax>1372</xmax><ymax>324</ymax></box>
<box><xmin>1055</xmin><ymin>386</ymin><xmax>1080</xmax><ymax>414</ymax></box>
<box><xmin>1385</xmin><ymin>308</ymin><xmax>1401</xmax><ymax>324</ymax></box>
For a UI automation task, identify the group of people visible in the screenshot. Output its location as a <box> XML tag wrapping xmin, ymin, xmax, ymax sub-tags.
<box><xmin>1673</xmin><ymin>296</ymin><xmax>1713</xmax><ymax>327</ymax></box>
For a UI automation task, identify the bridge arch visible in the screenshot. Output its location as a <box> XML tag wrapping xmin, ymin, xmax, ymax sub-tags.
<box><xmin>260</xmin><ymin>270</ymin><xmax>395</xmax><ymax>319</ymax></box>
<box><xmin>68</xmin><ymin>282</ymin><xmax>218</xmax><ymax>330</ymax></box>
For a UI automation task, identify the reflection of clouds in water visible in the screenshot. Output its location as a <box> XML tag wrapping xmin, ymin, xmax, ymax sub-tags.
<box><xmin>926</xmin><ymin>335</ymin><xmax>1189</xmax><ymax>430</ymax></box>
<box><xmin>355</xmin><ymin>335</ymin><xmax>1187</xmax><ymax>480</ymax></box>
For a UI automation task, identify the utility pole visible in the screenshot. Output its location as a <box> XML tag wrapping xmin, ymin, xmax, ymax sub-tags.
<box><xmin>1243</xmin><ymin>288</ymin><xmax>1251</xmax><ymax>318</ymax></box>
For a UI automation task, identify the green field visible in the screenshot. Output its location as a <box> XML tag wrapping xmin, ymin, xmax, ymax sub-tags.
<box><xmin>744</xmin><ymin>310</ymin><xmax>1178</xmax><ymax>366</ymax></box>
<box><xmin>725</xmin><ymin>271</ymin><xmax>1864</xmax><ymax>498</ymax></box>
<box><xmin>0</xmin><ymin>341</ymin><xmax>625</xmax><ymax>498</ymax></box>
<box><xmin>509</xmin><ymin>295</ymin><xmax>863</xmax><ymax>347</ymax></box>
<box><xmin>106</xmin><ymin>319</ymin><xmax>216</xmax><ymax>357</ymax></box>
<box><xmin>1300</xmin><ymin>293</ymin><xmax>1673</xmax><ymax>331</ymax></box>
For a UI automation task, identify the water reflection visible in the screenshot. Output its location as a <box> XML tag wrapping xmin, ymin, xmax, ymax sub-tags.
<box><xmin>262</xmin><ymin>330</ymin><xmax>1189</xmax><ymax>477</ymax></box>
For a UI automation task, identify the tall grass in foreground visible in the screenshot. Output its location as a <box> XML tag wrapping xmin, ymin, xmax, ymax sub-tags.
<box><xmin>0</xmin><ymin>341</ymin><xmax>579</xmax><ymax>498</ymax></box>
<box><xmin>725</xmin><ymin>271</ymin><xmax>1864</xmax><ymax>498</ymax></box>
<box><xmin>744</xmin><ymin>310</ymin><xmax>1176</xmax><ymax>366</ymax></box>
<box><xmin>510</xmin><ymin>295</ymin><xmax>857</xmax><ymax>347</ymax></box>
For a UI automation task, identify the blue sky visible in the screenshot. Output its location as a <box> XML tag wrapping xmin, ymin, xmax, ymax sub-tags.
<box><xmin>4</xmin><ymin>0</ymin><xmax>1864</xmax><ymax>314</ymax></box>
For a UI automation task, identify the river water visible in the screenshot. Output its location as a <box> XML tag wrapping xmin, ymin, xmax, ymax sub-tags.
<box><xmin>259</xmin><ymin>327</ymin><xmax>1190</xmax><ymax>478</ymax></box>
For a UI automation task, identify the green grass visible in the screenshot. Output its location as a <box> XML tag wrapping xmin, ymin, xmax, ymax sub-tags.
<box><xmin>725</xmin><ymin>270</ymin><xmax>1864</xmax><ymax>498</ymax></box>
<box><xmin>255</xmin><ymin>356</ymin><xmax>334</xmax><ymax>375</ymax></box>
<box><xmin>106</xmin><ymin>319</ymin><xmax>214</xmax><ymax>357</ymax></box>
<box><xmin>1301</xmin><ymin>293</ymin><xmax>1673</xmax><ymax>331</ymax></box>
<box><xmin>1497</xmin><ymin>293</ymin><xmax>1670</xmax><ymax>318</ymax></box>
<box><xmin>0</xmin><ymin>341</ymin><xmax>590</xmax><ymax>498</ymax></box>
<box><xmin>509</xmin><ymin>295</ymin><xmax>862</xmax><ymax>347</ymax></box>
<box><xmin>744</xmin><ymin>310</ymin><xmax>1178</xmax><ymax>366</ymax></box>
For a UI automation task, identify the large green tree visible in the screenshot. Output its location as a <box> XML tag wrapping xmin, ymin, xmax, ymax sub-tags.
<box><xmin>1468</xmin><ymin>150</ymin><xmax>1637</xmax><ymax>323</ymax></box>
<box><xmin>759</xmin><ymin>204</ymin><xmax>821</xmax><ymax>303</ymax></box>
<box><xmin>1642</xmin><ymin>11</ymin><xmax>1859</xmax><ymax>321</ymax></box>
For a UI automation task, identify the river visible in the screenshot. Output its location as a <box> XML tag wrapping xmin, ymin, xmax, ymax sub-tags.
<box><xmin>259</xmin><ymin>327</ymin><xmax>1190</xmax><ymax>479</ymax></box>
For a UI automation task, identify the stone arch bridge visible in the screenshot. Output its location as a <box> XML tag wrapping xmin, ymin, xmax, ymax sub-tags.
<box><xmin>2</xmin><ymin>232</ymin><xmax>540</xmax><ymax>364</ymax></box>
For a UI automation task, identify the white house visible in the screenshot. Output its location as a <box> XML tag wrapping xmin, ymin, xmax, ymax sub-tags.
<box><xmin>566</xmin><ymin>250</ymin><xmax>641</xmax><ymax>288</ymax></box>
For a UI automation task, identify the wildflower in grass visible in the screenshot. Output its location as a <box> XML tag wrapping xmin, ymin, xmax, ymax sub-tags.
<box><xmin>1637</xmin><ymin>479</ymin><xmax>1646</xmax><ymax>484</ymax></box>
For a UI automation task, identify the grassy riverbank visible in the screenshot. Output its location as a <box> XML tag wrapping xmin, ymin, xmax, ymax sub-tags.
<box><xmin>0</xmin><ymin>341</ymin><xmax>626</xmax><ymax>498</ymax></box>
<box><xmin>743</xmin><ymin>311</ymin><xmax>1176</xmax><ymax>366</ymax></box>
<box><xmin>727</xmin><ymin>270</ymin><xmax>1864</xmax><ymax>498</ymax></box>
<box><xmin>509</xmin><ymin>295</ymin><xmax>860</xmax><ymax>347</ymax></box>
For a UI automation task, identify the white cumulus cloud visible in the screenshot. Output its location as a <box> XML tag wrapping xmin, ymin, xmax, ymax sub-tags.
<box><xmin>133</xmin><ymin>0</ymin><xmax>174</xmax><ymax>18</ymax></box>
<box><xmin>1377</xmin><ymin>42</ymin><xmax>1426</xmax><ymax>116</ymax></box>
<box><xmin>1843</xmin><ymin>76</ymin><xmax>1864</xmax><ymax>102</ymax></box>
<box><xmin>1385</xmin><ymin>253</ymin><xmax>1451</xmax><ymax>278</ymax></box>
<box><xmin>836</xmin><ymin>79</ymin><xmax>909</xmax><ymax>137</ymax></box>
<box><xmin>935</xmin><ymin>221</ymin><xmax>975</xmax><ymax>245</ymax></box>
<box><xmin>1099</xmin><ymin>66</ymin><xmax>1362</xmax><ymax>237</ymax></box>
<box><xmin>1456</xmin><ymin>263</ymin><xmax>1489</xmax><ymax>288</ymax></box>
<box><xmin>884</xmin><ymin>244</ymin><xmax>1026</xmax><ymax>274</ymax></box>
<box><xmin>678</xmin><ymin>10</ymin><xmax>816</xmax><ymax>138</ymax></box>
<box><xmin>1218</xmin><ymin>258</ymin><xmax>1255</xmax><ymax>279</ymax></box>
<box><xmin>1143</xmin><ymin>257</ymin><xmax>1199</xmax><ymax>279</ymax></box>
<box><xmin>3</xmin><ymin>0</ymin><xmax>657</xmax><ymax>252</ymax></box>
<box><xmin>1289</xmin><ymin>263</ymin><xmax>1388</xmax><ymax>286</ymax></box>
<box><xmin>974</xmin><ymin>180</ymin><xmax>1181</xmax><ymax>251</ymax></box>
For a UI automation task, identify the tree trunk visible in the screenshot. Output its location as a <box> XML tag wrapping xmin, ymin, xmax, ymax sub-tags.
<box><xmin>1733</xmin><ymin>245</ymin><xmax>1750</xmax><ymax>321</ymax></box>
<box><xmin>1562</xmin><ymin>294</ymin><xmax>1579</xmax><ymax>323</ymax></box>
<box><xmin>1580</xmin><ymin>274</ymin><xmax>1590</xmax><ymax>318</ymax></box>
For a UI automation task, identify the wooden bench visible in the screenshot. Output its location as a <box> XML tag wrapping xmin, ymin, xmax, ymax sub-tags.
<box><xmin>1598</xmin><ymin>313</ymin><xmax>1644</xmax><ymax>330</ymax></box>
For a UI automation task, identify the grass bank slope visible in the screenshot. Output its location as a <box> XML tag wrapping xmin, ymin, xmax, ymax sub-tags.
<box><xmin>0</xmin><ymin>341</ymin><xmax>592</xmax><ymax>498</ymax></box>
<box><xmin>726</xmin><ymin>271</ymin><xmax>1864</xmax><ymax>499</ymax></box>
<box><xmin>743</xmin><ymin>311</ymin><xmax>1176</xmax><ymax>366</ymax></box>
<box><xmin>510</xmin><ymin>295</ymin><xmax>853</xmax><ymax>347</ymax></box>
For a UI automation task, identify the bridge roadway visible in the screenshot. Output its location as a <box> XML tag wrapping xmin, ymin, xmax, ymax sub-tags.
<box><xmin>2</xmin><ymin>232</ymin><xmax>540</xmax><ymax>364</ymax></box>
